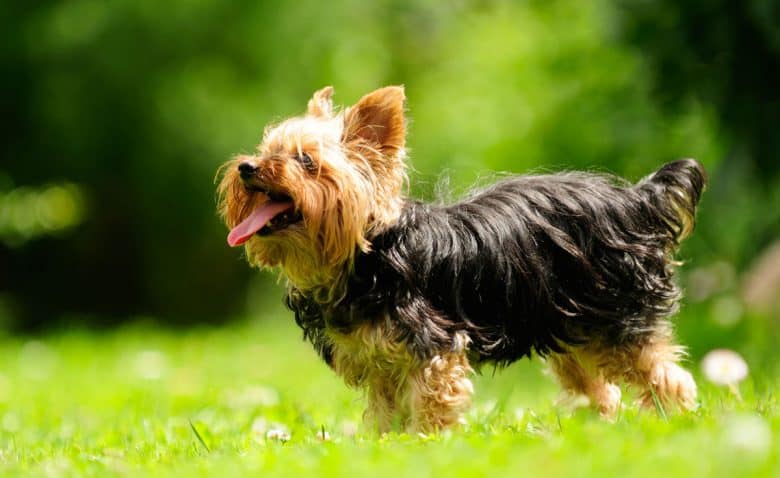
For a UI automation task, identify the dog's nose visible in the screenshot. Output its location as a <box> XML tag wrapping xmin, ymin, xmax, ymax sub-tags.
<box><xmin>238</xmin><ymin>161</ymin><xmax>258</xmax><ymax>181</ymax></box>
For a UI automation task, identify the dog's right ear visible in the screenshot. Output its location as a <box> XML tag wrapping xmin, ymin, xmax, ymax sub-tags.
<box><xmin>307</xmin><ymin>86</ymin><xmax>334</xmax><ymax>117</ymax></box>
<box><xmin>343</xmin><ymin>86</ymin><xmax>406</xmax><ymax>158</ymax></box>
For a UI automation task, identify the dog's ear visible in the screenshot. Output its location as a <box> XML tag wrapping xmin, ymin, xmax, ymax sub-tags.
<box><xmin>307</xmin><ymin>86</ymin><xmax>334</xmax><ymax>117</ymax></box>
<box><xmin>343</xmin><ymin>86</ymin><xmax>406</xmax><ymax>157</ymax></box>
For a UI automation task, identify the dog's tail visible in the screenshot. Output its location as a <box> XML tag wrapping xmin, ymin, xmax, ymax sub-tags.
<box><xmin>637</xmin><ymin>158</ymin><xmax>707</xmax><ymax>244</ymax></box>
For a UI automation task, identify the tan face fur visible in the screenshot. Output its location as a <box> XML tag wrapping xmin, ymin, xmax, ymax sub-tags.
<box><xmin>217</xmin><ymin>86</ymin><xmax>408</xmax><ymax>299</ymax></box>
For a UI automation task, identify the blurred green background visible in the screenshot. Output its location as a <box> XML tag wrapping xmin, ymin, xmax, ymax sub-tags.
<box><xmin>1</xmin><ymin>0</ymin><xmax>779</xmax><ymax>332</ymax></box>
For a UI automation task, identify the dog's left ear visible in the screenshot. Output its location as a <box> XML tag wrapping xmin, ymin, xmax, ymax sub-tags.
<box><xmin>343</xmin><ymin>86</ymin><xmax>406</xmax><ymax>157</ymax></box>
<box><xmin>307</xmin><ymin>86</ymin><xmax>334</xmax><ymax>117</ymax></box>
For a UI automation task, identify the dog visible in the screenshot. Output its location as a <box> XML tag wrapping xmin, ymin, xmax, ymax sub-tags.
<box><xmin>217</xmin><ymin>86</ymin><xmax>705</xmax><ymax>432</ymax></box>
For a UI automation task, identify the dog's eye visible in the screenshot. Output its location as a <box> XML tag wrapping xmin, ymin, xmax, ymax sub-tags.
<box><xmin>296</xmin><ymin>152</ymin><xmax>316</xmax><ymax>171</ymax></box>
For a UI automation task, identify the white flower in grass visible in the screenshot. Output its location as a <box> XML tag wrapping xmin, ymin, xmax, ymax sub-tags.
<box><xmin>19</xmin><ymin>341</ymin><xmax>58</xmax><ymax>380</ymax></box>
<box><xmin>251</xmin><ymin>418</ymin><xmax>290</xmax><ymax>443</ymax></box>
<box><xmin>2</xmin><ymin>412</ymin><xmax>20</xmax><ymax>432</ymax></box>
<box><xmin>132</xmin><ymin>350</ymin><xmax>168</xmax><ymax>380</ymax></box>
<box><xmin>701</xmin><ymin>349</ymin><xmax>748</xmax><ymax>385</ymax></box>
<box><xmin>701</xmin><ymin>349</ymin><xmax>748</xmax><ymax>399</ymax></box>
<box><xmin>265</xmin><ymin>427</ymin><xmax>291</xmax><ymax>442</ymax></box>
<box><xmin>723</xmin><ymin>414</ymin><xmax>772</xmax><ymax>460</ymax></box>
<box><xmin>316</xmin><ymin>428</ymin><xmax>331</xmax><ymax>441</ymax></box>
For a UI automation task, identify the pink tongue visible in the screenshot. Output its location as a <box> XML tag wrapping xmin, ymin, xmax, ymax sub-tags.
<box><xmin>227</xmin><ymin>201</ymin><xmax>294</xmax><ymax>247</ymax></box>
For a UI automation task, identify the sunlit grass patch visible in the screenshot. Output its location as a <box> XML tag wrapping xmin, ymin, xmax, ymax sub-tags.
<box><xmin>0</xmin><ymin>314</ymin><xmax>777</xmax><ymax>477</ymax></box>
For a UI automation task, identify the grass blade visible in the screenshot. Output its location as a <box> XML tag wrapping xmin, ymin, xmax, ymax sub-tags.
<box><xmin>189</xmin><ymin>419</ymin><xmax>211</xmax><ymax>453</ymax></box>
<box><xmin>649</xmin><ymin>385</ymin><xmax>667</xmax><ymax>420</ymax></box>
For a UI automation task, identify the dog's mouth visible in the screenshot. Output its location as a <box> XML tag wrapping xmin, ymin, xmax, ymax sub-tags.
<box><xmin>227</xmin><ymin>188</ymin><xmax>302</xmax><ymax>247</ymax></box>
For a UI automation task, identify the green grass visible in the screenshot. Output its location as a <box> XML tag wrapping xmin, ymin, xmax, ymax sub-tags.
<box><xmin>0</xmin><ymin>306</ymin><xmax>777</xmax><ymax>477</ymax></box>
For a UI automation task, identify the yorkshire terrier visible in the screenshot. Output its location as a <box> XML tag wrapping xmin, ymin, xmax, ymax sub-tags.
<box><xmin>217</xmin><ymin>86</ymin><xmax>706</xmax><ymax>432</ymax></box>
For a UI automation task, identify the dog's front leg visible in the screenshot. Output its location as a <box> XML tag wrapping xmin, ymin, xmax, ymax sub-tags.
<box><xmin>403</xmin><ymin>350</ymin><xmax>474</xmax><ymax>433</ymax></box>
<box><xmin>363</xmin><ymin>350</ymin><xmax>475</xmax><ymax>433</ymax></box>
<box><xmin>363</xmin><ymin>375</ymin><xmax>403</xmax><ymax>433</ymax></box>
<box><xmin>328</xmin><ymin>321</ymin><xmax>415</xmax><ymax>433</ymax></box>
<box><xmin>330</xmin><ymin>321</ymin><xmax>474</xmax><ymax>433</ymax></box>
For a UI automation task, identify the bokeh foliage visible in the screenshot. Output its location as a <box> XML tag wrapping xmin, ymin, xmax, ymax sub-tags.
<box><xmin>1</xmin><ymin>0</ymin><xmax>777</xmax><ymax>329</ymax></box>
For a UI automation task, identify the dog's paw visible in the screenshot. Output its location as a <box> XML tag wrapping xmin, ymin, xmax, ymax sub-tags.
<box><xmin>639</xmin><ymin>362</ymin><xmax>698</xmax><ymax>412</ymax></box>
<box><xmin>596</xmin><ymin>383</ymin><xmax>622</xmax><ymax>420</ymax></box>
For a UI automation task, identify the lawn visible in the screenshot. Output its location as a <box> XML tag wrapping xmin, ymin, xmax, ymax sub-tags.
<box><xmin>0</xmin><ymin>301</ymin><xmax>777</xmax><ymax>477</ymax></box>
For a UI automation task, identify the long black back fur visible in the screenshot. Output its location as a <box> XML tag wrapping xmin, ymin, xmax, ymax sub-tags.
<box><xmin>287</xmin><ymin>159</ymin><xmax>706</xmax><ymax>367</ymax></box>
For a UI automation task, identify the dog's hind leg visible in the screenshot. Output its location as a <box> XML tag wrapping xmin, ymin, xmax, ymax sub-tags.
<box><xmin>618</xmin><ymin>324</ymin><xmax>698</xmax><ymax>413</ymax></box>
<box><xmin>548</xmin><ymin>350</ymin><xmax>622</xmax><ymax>419</ymax></box>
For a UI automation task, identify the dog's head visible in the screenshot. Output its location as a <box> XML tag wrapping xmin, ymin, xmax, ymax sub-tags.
<box><xmin>217</xmin><ymin>86</ymin><xmax>407</xmax><ymax>291</ymax></box>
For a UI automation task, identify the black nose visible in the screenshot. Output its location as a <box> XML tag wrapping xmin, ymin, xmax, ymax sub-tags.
<box><xmin>238</xmin><ymin>161</ymin><xmax>257</xmax><ymax>180</ymax></box>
